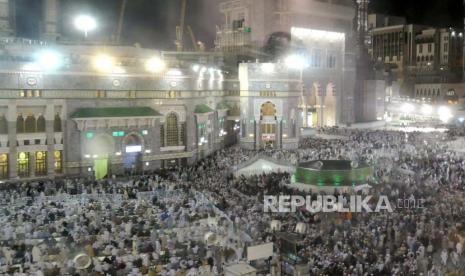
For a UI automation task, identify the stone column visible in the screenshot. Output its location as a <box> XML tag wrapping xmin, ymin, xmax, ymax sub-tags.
<box><xmin>45</xmin><ymin>105</ymin><xmax>55</xmax><ymax>177</ymax></box>
<box><xmin>42</xmin><ymin>0</ymin><xmax>59</xmax><ymax>40</ymax></box>
<box><xmin>276</xmin><ymin>119</ymin><xmax>281</xmax><ymax>149</ymax></box>
<box><xmin>178</xmin><ymin>122</ymin><xmax>182</xmax><ymax>146</ymax></box>
<box><xmin>0</xmin><ymin>0</ymin><xmax>12</xmax><ymax>36</ymax></box>
<box><xmin>254</xmin><ymin>120</ymin><xmax>260</xmax><ymax>150</ymax></box>
<box><xmin>153</xmin><ymin>119</ymin><xmax>161</xmax><ymax>154</ymax></box>
<box><xmin>7</xmin><ymin>101</ymin><xmax>16</xmax><ymax>178</ymax></box>
<box><xmin>185</xmin><ymin>106</ymin><xmax>196</xmax><ymax>152</ymax></box>
<box><xmin>29</xmin><ymin>153</ymin><xmax>36</xmax><ymax>178</ymax></box>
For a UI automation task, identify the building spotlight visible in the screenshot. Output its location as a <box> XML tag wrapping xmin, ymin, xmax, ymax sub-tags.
<box><xmin>420</xmin><ymin>104</ymin><xmax>433</xmax><ymax>115</ymax></box>
<box><xmin>74</xmin><ymin>15</ymin><xmax>97</xmax><ymax>37</ymax></box>
<box><xmin>438</xmin><ymin>106</ymin><xmax>452</xmax><ymax>123</ymax></box>
<box><xmin>401</xmin><ymin>103</ymin><xmax>415</xmax><ymax>114</ymax></box>
<box><xmin>93</xmin><ymin>54</ymin><xmax>115</xmax><ymax>72</ymax></box>
<box><xmin>285</xmin><ymin>54</ymin><xmax>308</xmax><ymax>70</ymax></box>
<box><xmin>36</xmin><ymin>50</ymin><xmax>62</xmax><ymax>71</ymax></box>
<box><xmin>261</xmin><ymin>63</ymin><xmax>275</xmax><ymax>73</ymax></box>
<box><xmin>145</xmin><ymin>56</ymin><xmax>165</xmax><ymax>73</ymax></box>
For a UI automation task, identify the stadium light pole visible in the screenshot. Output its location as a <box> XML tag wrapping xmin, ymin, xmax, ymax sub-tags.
<box><xmin>74</xmin><ymin>15</ymin><xmax>97</xmax><ymax>38</ymax></box>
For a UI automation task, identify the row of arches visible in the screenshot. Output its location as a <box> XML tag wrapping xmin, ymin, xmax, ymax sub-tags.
<box><xmin>417</xmin><ymin>55</ymin><xmax>434</xmax><ymax>63</ymax></box>
<box><xmin>416</xmin><ymin>89</ymin><xmax>440</xmax><ymax>97</ymax></box>
<box><xmin>14</xmin><ymin>114</ymin><xmax>62</xmax><ymax>134</ymax></box>
<box><xmin>160</xmin><ymin>112</ymin><xmax>185</xmax><ymax>147</ymax></box>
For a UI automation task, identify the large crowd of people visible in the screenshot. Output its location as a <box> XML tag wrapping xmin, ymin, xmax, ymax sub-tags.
<box><xmin>1</xmin><ymin>127</ymin><xmax>465</xmax><ymax>275</ymax></box>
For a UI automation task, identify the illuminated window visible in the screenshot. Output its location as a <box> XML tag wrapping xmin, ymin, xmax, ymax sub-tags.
<box><xmin>0</xmin><ymin>154</ymin><xmax>8</xmax><ymax>179</ymax></box>
<box><xmin>17</xmin><ymin>152</ymin><xmax>29</xmax><ymax>177</ymax></box>
<box><xmin>54</xmin><ymin>114</ymin><xmax>62</xmax><ymax>132</ymax></box>
<box><xmin>54</xmin><ymin>150</ymin><xmax>62</xmax><ymax>174</ymax></box>
<box><xmin>36</xmin><ymin>115</ymin><xmax>45</xmax><ymax>132</ymax></box>
<box><xmin>166</xmin><ymin>113</ymin><xmax>179</xmax><ymax>147</ymax></box>
<box><xmin>17</xmin><ymin>115</ymin><xmax>25</xmax><ymax>133</ymax></box>
<box><xmin>25</xmin><ymin>115</ymin><xmax>36</xmax><ymax>133</ymax></box>
<box><xmin>261</xmin><ymin>123</ymin><xmax>276</xmax><ymax>134</ymax></box>
<box><xmin>35</xmin><ymin>151</ymin><xmax>47</xmax><ymax>176</ymax></box>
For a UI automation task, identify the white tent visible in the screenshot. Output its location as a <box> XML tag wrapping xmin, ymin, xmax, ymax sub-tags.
<box><xmin>234</xmin><ymin>156</ymin><xmax>295</xmax><ymax>177</ymax></box>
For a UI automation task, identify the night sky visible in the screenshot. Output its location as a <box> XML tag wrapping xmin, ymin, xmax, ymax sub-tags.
<box><xmin>14</xmin><ymin>0</ymin><xmax>464</xmax><ymax>50</ymax></box>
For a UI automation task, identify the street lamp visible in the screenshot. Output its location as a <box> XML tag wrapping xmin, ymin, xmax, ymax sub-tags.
<box><xmin>74</xmin><ymin>15</ymin><xmax>97</xmax><ymax>38</ymax></box>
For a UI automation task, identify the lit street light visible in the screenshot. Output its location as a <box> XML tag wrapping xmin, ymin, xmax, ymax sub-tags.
<box><xmin>74</xmin><ymin>15</ymin><xmax>97</xmax><ymax>38</ymax></box>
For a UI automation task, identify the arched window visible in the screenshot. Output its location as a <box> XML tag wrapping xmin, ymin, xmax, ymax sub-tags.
<box><xmin>36</xmin><ymin>115</ymin><xmax>45</xmax><ymax>132</ymax></box>
<box><xmin>0</xmin><ymin>115</ymin><xmax>7</xmax><ymax>134</ymax></box>
<box><xmin>260</xmin><ymin>102</ymin><xmax>276</xmax><ymax>117</ymax></box>
<box><xmin>54</xmin><ymin>113</ymin><xmax>62</xmax><ymax>132</ymax></box>
<box><xmin>166</xmin><ymin>113</ymin><xmax>179</xmax><ymax>147</ymax></box>
<box><xmin>25</xmin><ymin>115</ymin><xmax>36</xmax><ymax>133</ymax></box>
<box><xmin>17</xmin><ymin>115</ymin><xmax>25</xmax><ymax>134</ymax></box>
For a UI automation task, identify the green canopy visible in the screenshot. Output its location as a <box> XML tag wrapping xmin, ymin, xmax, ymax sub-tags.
<box><xmin>194</xmin><ymin>104</ymin><xmax>215</xmax><ymax>114</ymax></box>
<box><xmin>72</xmin><ymin>107</ymin><xmax>161</xmax><ymax>118</ymax></box>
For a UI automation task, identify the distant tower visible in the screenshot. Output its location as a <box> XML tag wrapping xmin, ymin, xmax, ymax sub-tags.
<box><xmin>356</xmin><ymin>0</ymin><xmax>370</xmax><ymax>56</ymax></box>
<box><xmin>0</xmin><ymin>0</ymin><xmax>13</xmax><ymax>36</ymax></box>
<box><xmin>354</xmin><ymin>0</ymin><xmax>372</xmax><ymax>122</ymax></box>
<box><xmin>41</xmin><ymin>0</ymin><xmax>59</xmax><ymax>41</ymax></box>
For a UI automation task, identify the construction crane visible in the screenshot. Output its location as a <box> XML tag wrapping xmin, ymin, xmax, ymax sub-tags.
<box><xmin>175</xmin><ymin>0</ymin><xmax>188</xmax><ymax>51</ymax></box>
<box><xmin>187</xmin><ymin>25</ymin><xmax>199</xmax><ymax>52</ymax></box>
<box><xmin>175</xmin><ymin>0</ymin><xmax>203</xmax><ymax>51</ymax></box>
<box><xmin>116</xmin><ymin>0</ymin><xmax>128</xmax><ymax>44</ymax></box>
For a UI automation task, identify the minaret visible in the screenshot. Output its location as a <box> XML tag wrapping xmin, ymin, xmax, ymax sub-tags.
<box><xmin>354</xmin><ymin>0</ymin><xmax>371</xmax><ymax>122</ymax></box>
<box><xmin>356</xmin><ymin>0</ymin><xmax>370</xmax><ymax>51</ymax></box>
<box><xmin>0</xmin><ymin>0</ymin><xmax>13</xmax><ymax>36</ymax></box>
<box><xmin>41</xmin><ymin>0</ymin><xmax>59</xmax><ymax>41</ymax></box>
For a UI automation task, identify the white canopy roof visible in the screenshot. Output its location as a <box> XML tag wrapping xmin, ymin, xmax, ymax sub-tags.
<box><xmin>234</xmin><ymin>156</ymin><xmax>295</xmax><ymax>176</ymax></box>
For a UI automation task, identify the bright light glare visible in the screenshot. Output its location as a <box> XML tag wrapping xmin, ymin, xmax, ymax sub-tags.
<box><xmin>166</xmin><ymin>69</ymin><xmax>182</xmax><ymax>76</ymax></box>
<box><xmin>22</xmin><ymin>63</ymin><xmax>40</xmax><ymax>71</ymax></box>
<box><xmin>74</xmin><ymin>15</ymin><xmax>97</xmax><ymax>36</ymax></box>
<box><xmin>438</xmin><ymin>106</ymin><xmax>452</xmax><ymax>123</ymax></box>
<box><xmin>93</xmin><ymin>55</ymin><xmax>115</xmax><ymax>72</ymax></box>
<box><xmin>192</xmin><ymin>64</ymin><xmax>200</xmax><ymax>72</ymax></box>
<box><xmin>126</xmin><ymin>145</ymin><xmax>142</xmax><ymax>153</ymax></box>
<box><xmin>36</xmin><ymin>51</ymin><xmax>62</xmax><ymax>71</ymax></box>
<box><xmin>112</xmin><ymin>66</ymin><xmax>126</xmax><ymax>74</ymax></box>
<box><xmin>145</xmin><ymin>57</ymin><xmax>165</xmax><ymax>73</ymax></box>
<box><xmin>261</xmin><ymin>63</ymin><xmax>275</xmax><ymax>73</ymax></box>
<box><xmin>285</xmin><ymin>54</ymin><xmax>308</xmax><ymax>70</ymax></box>
<box><xmin>420</xmin><ymin>104</ymin><xmax>433</xmax><ymax>115</ymax></box>
<box><xmin>401</xmin><ymin>103</ymin><xmax>415</xmax><ymax>114</ymax></box>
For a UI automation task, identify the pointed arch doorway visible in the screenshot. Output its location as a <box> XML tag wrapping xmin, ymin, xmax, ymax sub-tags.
<box><xmin>123</xmin><ymin>134</ymin><xmax>143</xmax><ymax>175</ymax></box>
<box><xmin>260</xmin><ymin>101</ymin><xmax>277</xmax><ymax>149</ymax></box>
